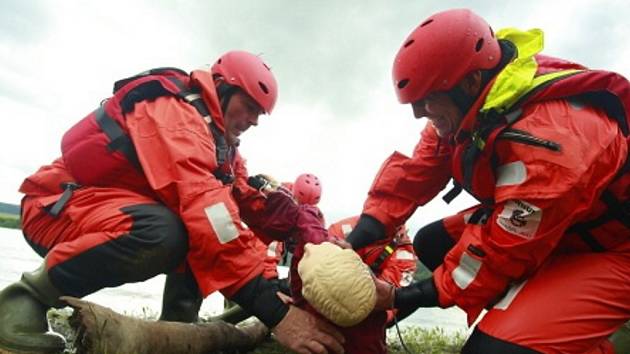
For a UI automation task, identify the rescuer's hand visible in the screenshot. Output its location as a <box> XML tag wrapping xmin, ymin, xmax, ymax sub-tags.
<box><xmin>273</xmin><ymin>305</ymin><xmax>345</xmax><ymax>354</ymax></box>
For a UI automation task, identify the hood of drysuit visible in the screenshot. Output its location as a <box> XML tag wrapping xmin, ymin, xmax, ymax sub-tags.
<box><xmin>454</xmin><ymin>28</ymin><xmax>586</xmax><ymax>138</ymax></box>
<box><xmin>190</xmin><ymin>69</ymin><xmax>226</xmax><ymax>132</ymax></box>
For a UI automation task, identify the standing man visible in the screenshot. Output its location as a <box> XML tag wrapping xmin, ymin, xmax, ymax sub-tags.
<box><xmin>0</xmin><ymin>51</ymin><xmax>343</xmax><ymax>354</ymax></box>
<box><xmin>347</xmin><ymin>9</ymin><xmax>630</xmax><ymax>353</ymax></box>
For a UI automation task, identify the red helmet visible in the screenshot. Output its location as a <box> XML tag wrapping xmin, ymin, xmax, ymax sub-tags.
<box><xmin>392</xmin><ymin>9</ymin><xmax>501</xmax><ymax>104</ymax></box>
<box><xmin>293</xmin><ymin>173</ymin><xmax>322</xmax><ymax>205</ymax></box>
<box><xmin>211</xmin><ymin>50</ymin><xmax>278</xmax><ymax>113</ymax></box>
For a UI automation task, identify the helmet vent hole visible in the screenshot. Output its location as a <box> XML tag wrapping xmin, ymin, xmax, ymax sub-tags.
<box><xmin>475</xmin><ymin>38</ymin><xmax>484</xmax><ymax>52</ymax></box>
<box><xmin>217</xmin><ymin>59</ymin><xmax>222</xmax><ymax>64</ymax></box>
<box><xmin>489</xmin><ymin>26</ymin><xmax>495</xmax><ymax>38</ymax></box>
<box><xmin>403</xmin><ymin>39</ymin><xmax>415</xmax><ymax>48</ymax></box>
<box><xmin>259</xmin><ymin>82</ymin><xmax>269</xmax><ymax>94</ymax></box>
<box><xmin>420</xmin><ymin>19</ymin><xmax>433</xmax><ymax>27</ymax></box>
<box><xmin>397</xmin><ymin>79</ymin><xmax>410</xmax><ymax>89</ymax></box>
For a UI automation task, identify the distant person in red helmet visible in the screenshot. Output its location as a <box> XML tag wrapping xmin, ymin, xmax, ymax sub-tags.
<box><xmin>0</xmin><ymin>51</ymin><xmax>344</xmax><ymax>354</ymax></box>
<box><xmin>293</xmin><ymin>173</ymin><xmax>323</xmax><ymax>206</ymax></box>
<box><xmin>328</xmin><ymin>216</ymin><xmax>417</xmax><ymax>354</ymax></box>
<box><xmin>346</xmin><ymin>8</ymin><xmax>630</xmax><ymax>353</ymax></box>
<box><xmin>260</xmin><ymin>173</ymin><xmax>324</xmax><ymax>295</ymax></box>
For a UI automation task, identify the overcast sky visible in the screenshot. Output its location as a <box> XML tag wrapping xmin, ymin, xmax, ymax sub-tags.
<box><xmin>1</xmin><ymin>0</ymin><xmax>629</xmax><ymax>234</ymax></box>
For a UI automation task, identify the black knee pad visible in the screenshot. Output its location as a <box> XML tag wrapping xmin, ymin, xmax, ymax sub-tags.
<box><xmin>49</xmin><ymin>203</ymin><xmax>189</xmax><ymax>297</ymax></box>
<box><xmin>116</xmin><ymin>203</ymin><xmax>189</xmax><ymax>275</ymax></box>
<box><xmin>122</xmin><ymin>203</ymin><xmax>189</xmax><ymax>259</ymax></box>
<box><xmin>414</xmin><ymin>220</ymin><xmax>455</xmax><ymax>271</ymax></box>
<box><xmin>462</xmin><ymin>328</ymin><xmax>541</xmax><ymax>354</ymax></box>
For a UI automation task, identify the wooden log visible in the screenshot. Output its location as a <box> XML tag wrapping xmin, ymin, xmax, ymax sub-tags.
<box><xmin>61</xmin><ymin>296</ymin><xmax>269</xmax><ymax>354</ymax></box>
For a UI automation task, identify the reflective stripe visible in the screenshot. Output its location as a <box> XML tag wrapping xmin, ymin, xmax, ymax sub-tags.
<box><xmin>267</xmin><ymin>241</ymin><xmax>278</xmax><ymax>257</ymax></box>
<box><xmin>496</xmin><ymin>161</ymin><xmax>527</xmax><ymax>187</ymax></box>
<box><xmin>183</xmin><ymin>92</ymin><xmax>202</xmax><ymax>102</ymax></box>
<box><xmin>341</xmin><ymin>224</ymin><xmax>353</xmax><ymax>236</ymax></box>
<box><xmin>395</xmin><ymin>250</ymin><xmax>415</xmax><ymax>260</ymax></box>
<box><xmin>204</xmin><ymin>202</ymin><xmax>239</xmax><ymax>244</ymax></box>
<box><xmin>452</xmin><ymin>252</ymin><xmax>482</xmax><ymax>290</ymax></box>
<box><xmin>493</xmin><ymin>280</ymin><xmax>527</xmax><ymax>310</ymax></box>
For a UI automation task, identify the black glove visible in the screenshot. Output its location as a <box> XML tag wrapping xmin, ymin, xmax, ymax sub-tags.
<box><xmin>248</xmin><ymin>174</ymin><xmax>270</xmax><ymax>191</ymax></box>
<box><xmin>346</xmin><ymin>214</ymin><xmax>387</xmax><ymax>250</ymax></box>
<box><xmin>271</xmin><ymin>277</ymin><xmax>291</xmax><ymax>297</ymax></box>
<box><xmin>394</xmin><ymin>277</ymin><xmax>439</xmax><ymax>315</ymax></box>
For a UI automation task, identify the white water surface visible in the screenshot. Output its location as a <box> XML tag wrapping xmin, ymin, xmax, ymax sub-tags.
<box><xmin>0</xmin><ymin>227</ymin><xmax>469</xmax><ymax>334</ymax></box>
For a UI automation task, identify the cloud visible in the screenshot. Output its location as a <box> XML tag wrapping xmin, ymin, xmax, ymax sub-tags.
<box><xmin>1</xmin><ymin>0</ymin><xmax>629</xmax><ymax>235</ymax></box>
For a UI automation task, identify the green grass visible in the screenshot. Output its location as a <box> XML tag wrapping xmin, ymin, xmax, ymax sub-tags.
<box><xmin>247</xmin><ymin>326</ymin><xmax>465</xmax><ymax>354</ymax></box>
<box><xmin>0</xmin><ymin>213</ymin><xmax>20</xmax><ymax>229</ymax></box>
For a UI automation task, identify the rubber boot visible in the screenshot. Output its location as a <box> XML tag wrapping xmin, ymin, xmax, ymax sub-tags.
<box><xmin>610</xmin><ymin>320</ymin><xmax>630</xmax><ymax>353</ymax></box>
<box><xmin>158</xmin><ymin>270</ymin><xmax>203</xmax><ymax>322</ymax></box>
<box><xmin>0</xmin><ymin>263</ymin><xmax>66</xmax><ymax>353</ymax></box>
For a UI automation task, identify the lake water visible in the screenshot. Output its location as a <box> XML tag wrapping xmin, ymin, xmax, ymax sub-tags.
<box><xmin>0</xmin><ymin>227</ymin><xmax>469</xmax><ymax>335</ymax></box>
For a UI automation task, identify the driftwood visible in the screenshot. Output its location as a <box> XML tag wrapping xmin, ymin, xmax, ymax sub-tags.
<box><xmin>62</xmin><ymin>296</ymin><xmax>269</xmax><ymax>354</ymax></box>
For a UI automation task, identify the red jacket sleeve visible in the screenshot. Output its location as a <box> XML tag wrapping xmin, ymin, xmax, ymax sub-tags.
<box><xmin>126</xmin><ymin>97</ymin><xmax>263</xmax><ymax>297</ymax></box>
<box><xmin>363</xmin><ymin>124</ymin><xmax>452</xmax><ymax>234</ymax></box>
<box><xmin>433</xmin><ymin>100</ymin><xmax>628</xmax><ymax>324</ymax></box>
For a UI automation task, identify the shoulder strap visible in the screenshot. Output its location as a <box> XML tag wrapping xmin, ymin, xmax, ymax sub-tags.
<box><xmin>104</xmin><ymin>69</ymin><xmax>235</xmax><ymax>184</ymax></box>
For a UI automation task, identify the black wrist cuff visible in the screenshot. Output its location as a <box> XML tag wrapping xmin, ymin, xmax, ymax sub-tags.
<box><xmin>394</xmin><ymin>277</ymin><xmax>439</xmax><ymax>312</ymax></box>
<box><xmin>230</xmin><ymin>274</ymin><xmax>289</xmax><ymax>328</ymax></box>
<box><xmin>346</xmin><ymin>214</ymin><xmax>386</xmax><ymax>250</ymax></box>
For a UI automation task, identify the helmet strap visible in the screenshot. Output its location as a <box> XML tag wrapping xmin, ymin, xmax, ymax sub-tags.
<box><xmin>446</xmin><ymin>85</ymin><xmax>475</xmax><ymax>117</ymax></box>
<box><xmin>216</xmin><ymin>81</ymin><xmax>239</xmax><ymax>114</ymax></box>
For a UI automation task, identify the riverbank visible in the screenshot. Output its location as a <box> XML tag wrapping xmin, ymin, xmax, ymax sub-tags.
<box><xmin>47</xmin><ymin>306</ymin><xmax>465</xmax><ymax>354</ymax></box>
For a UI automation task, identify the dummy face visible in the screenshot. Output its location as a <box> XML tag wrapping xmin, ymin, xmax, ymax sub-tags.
<box><xmin>411</xmin><ymin>92</ymin><xmax>463</xmax><ymax>137</ymax></box>
<box><xmin>223</xmin><ymin>90</ymin><xmax>264</xmax><ymax>146</ymax></box>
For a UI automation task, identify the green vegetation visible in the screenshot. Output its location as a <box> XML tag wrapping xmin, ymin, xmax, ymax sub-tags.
<box><xmin>387</xmin><ymin>326</ymin><xmax>466</xmax><ymax>354</ymax></box>
<box><xmin>0</xmin><ymin>213</ymin><xmax>20</xmax><ymax>229</ymax></box>
<box><xmin>248</xmin><ymin>326</ymin><xmax>465</xmax><ymax>354</ymax></box>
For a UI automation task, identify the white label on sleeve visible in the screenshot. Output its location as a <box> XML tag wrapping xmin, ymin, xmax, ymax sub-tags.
<box><xmin>496</xmin><ymin>161</ymin><xmax>527</xmax><ymax>187</ymax></box>
<box><xmin>493</xmin><ymin>280</ymin><xmax>527</xmax><ymax>310</ymax></box>
<box><xmin>496</xmin><ymin>200</ymin><xmax>542</xmax><ymax>240</ymax></box>
<box><xmin>452</xmin><ymin>252</ymin><xmax>482</xmax><ymax>290</ymax></box>
<box><xmin>204</xmin><ymin>202</ymin><xmax>239</xmax><ymax>244</ymax></box>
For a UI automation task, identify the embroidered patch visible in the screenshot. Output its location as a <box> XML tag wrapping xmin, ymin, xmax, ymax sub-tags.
<box><xmin>496</xmin><ymin>200</ymin><xmax>542</xmax><ymax>240</ymax></box>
